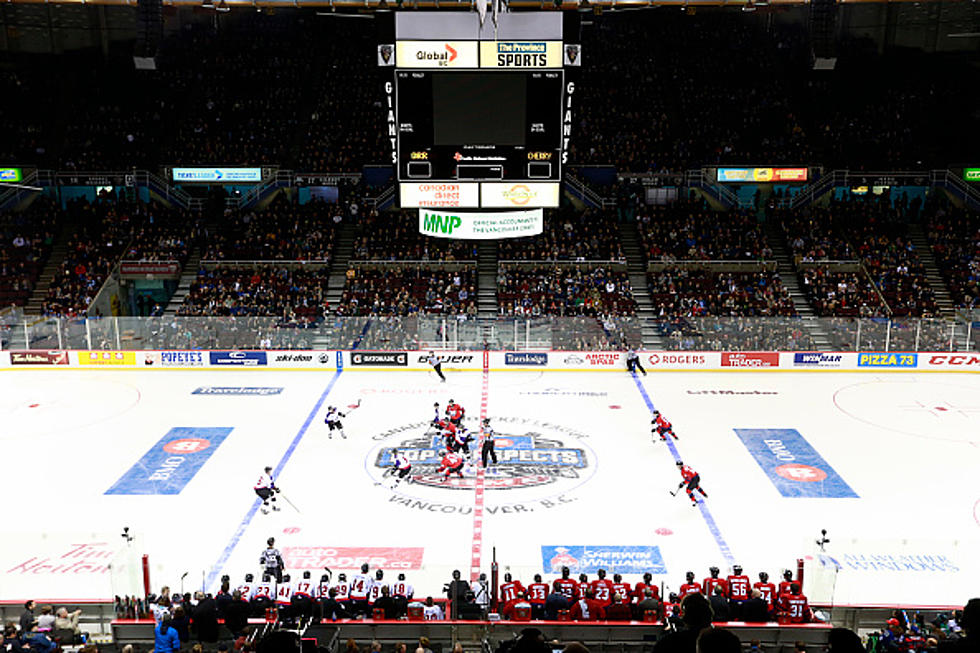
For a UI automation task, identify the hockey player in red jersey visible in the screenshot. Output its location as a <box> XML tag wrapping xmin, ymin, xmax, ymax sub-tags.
<box><xmin>438</xmin><ymin>450</ymin><xmax>465</xmax><ymax>481</ymax></box>
<box><xmin>569</xmin><ymin>588</ymin><xmax>605</xmax><ymax>622</ymax></box>
<box><xmin>676</xmin><ymin>461</ymin><xmax>708</xmax><ymax>505</ymax></box>
<box><xmin>679</xmin><ymin>571</ymin><xmax>702</xmax><ymax>599</ymax></box>
<box><xmin>702</xmin><ymin>566</ymin><xmax>727</xmax><ymax>597</ymax></box>
<box><xmin>753</xmin><ymin>572</ymin><xmax>776</xmax><ymax>609</ymax></box>
<box><xmin>553</xmin><ymin>566</ymin><xmax>579</xmax><ymax>600</ymax></box>
<box><xmin>446</xmin><ymin>400</ymin><xmax>465</xmax><ymax>426</ymax></box>
<box><xmin>777</xmin><ymin>570</ymin><xmax>795</xmax><ymax>598</ymax></box>
<box><xmin>778</xmin><ymin>583</ymin><xmax>812</xmax><ymax>624</ymax></box>
<box><xmin>576</xmin><ymin>574</ymin><xmax>590</xmax><ymax>601</ymax></box>
<box><xmin>726</xmin><ymin>565</ymin><xmax>751</xmax><ymax>613</ymax></box>
<box><xmin>652</xmin><ymin>411</ymin><xmax>678</xmax><ymax>441</ymax></box>
<box><xmin>526</xmin><ymin>574</ymin><xmax>549</xmax><ymax>619</ymax></box>
<box><xmin>633</xmin><ymin>573</ymin><xmax>659</xmax><ymax>602</ymax></box>
<box><xmin>589</xmin><ymin>569</ymin><xmax>615</xmax><ymax>607</ymax></box>
<box><xmin>499</xmin><ymin>573</ymin><xmax>525</xmax><ymax>604</ymax></box>
<box><xmin>611</xmin><ymin>574</ymin><xmax>632</xmax><ymax>606</ymax></box>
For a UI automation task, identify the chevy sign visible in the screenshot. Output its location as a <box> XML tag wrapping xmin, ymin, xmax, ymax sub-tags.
<box><xmin>172</xmin><ymin>167</ymin><xmax>262</xmax><ymax>183</ymax></box>
<box><xmin>418</xmin><ymin>209</ymin><xmax>542</xmax><ymax>240</ymax></box>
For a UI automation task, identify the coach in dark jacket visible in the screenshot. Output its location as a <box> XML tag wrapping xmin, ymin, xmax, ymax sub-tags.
<box><xmin>223</xmin><ymin>591</ymin><xmax>250</xmax><ymax>637</ymax></box>
<box><xmin>740</xmin><ymin>590</ymin><xmax>771</xmax><ymax>623</ymax></box>
<box><xmin>193</xmin><ymin>593</ymin><xmax>219</xmax><ymax>643</ymax></box>
<box><xmin>544</xmin><ymin>591</ymin><xmax>571</xmax><ymax>620</ymax></box>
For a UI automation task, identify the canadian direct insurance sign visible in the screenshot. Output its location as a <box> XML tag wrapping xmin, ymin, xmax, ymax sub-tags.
<box><xmin>717</xmin><ymin>167</ymin><xmax>808</xmax><ymax>183</ymax></box>
<box><xmin>172</xmin><ymin>167</ymin><xmax>262</xmax><ymax>183</ymax></box>
<box><xmin>419</xmin><ymin>209</ymin><xmax>543</xmax><ymax>240</ymax></box>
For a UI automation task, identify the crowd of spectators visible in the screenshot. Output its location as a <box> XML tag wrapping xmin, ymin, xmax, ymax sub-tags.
<box><xmin>925</xmin><ymin>200</ymin><xmax>979</xmax><ymax>309</ymax></box>
<box><xmin>497</xmin><ymin>265</ymin><xmax>635</xmax><ymax>318</ymax></box>
<box><xmin>659</xmin><ymin>315</ymin><xmax>816</xmax><ymax>352</ymax></box>
<box><xmin>648</xmin><ymin>269</ymin><xmax>796</xmax><ymax>317</ymax></box>
<box><xmin>337</xmin><ymin>266</ymin><xmax>477</xmax><ymax>317</ymax></box>
<box><xmin>177</xmin><ymin>265</ymin><xmax>330</xmax><ymax>326</ymax></box>
<box><xmin>637</xmin><ymin>200</ymin><xmax>771</xmax><ymax>262</ymax></box>
<box><xmin>41</xmin><ymin>197</ymin><xmax>134</xmax><ymax>317</ymax></box>
<box><xmin>353</xmin><ymin>211</ymin><xmax>476</xmax><ymax>262</ymax></box>
<box><xmin>799</xmin><ymin>268</ymin><xmax>886</xmax><ymax>318</ymax></box>
<box><xmin>123</xmin><ymin>204</ymin><xmax>199</xmax><ymax>265</ymax></box>
<box><xmin>0</xmin><ymin>198</ymin><xmax>59</xmax><ymax>308</ymax></box>
<box><xmin>498</xmin><ymin>209</ymin><xmax>624</xmax><ymax>262</ymax></box>
<box><xmin>204</xmin><ymin>198</ymin><xmax>338</xmax><ymax>262</ymax></box>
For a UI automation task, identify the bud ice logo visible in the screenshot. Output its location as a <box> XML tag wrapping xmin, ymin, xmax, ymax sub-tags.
<box><xmin>367</xmin><ymin>417</ymin><xmax>594</xmax><ymax>498</ymax></box>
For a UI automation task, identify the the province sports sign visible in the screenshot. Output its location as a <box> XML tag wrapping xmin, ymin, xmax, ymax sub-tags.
<box><xmin>418</xmin><ymin>209</ymin><xmax>543</xmax><ymax>240</ymax></box>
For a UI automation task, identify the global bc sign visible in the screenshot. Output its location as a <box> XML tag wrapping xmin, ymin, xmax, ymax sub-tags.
<box><xmin>418</xmin><ymin>209</ymin><xmax>543</xmax><ymax>240</ymax></box>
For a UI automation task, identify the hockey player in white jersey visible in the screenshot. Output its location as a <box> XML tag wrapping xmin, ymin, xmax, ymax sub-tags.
<box><xmin>368</xmin><ymin>569</ymin><xmax>389</xmax><ymax>606</ymax></box>
<box><xmin>254</xmin><ymin>466</ymin><xmax>280</xmax><ymax>514</ymax></box>
<box><xmin>324</xmin><ymin>406</ymin><xmax>346</xmax><ymax>439</ymax></box>
<box><xmin>391</xmin><ymin>573</ymin><xmax>414</xmax><ymax>601</ymax></box>
<box><xmin>390</xmin><ymin>452</ymin><xmax>413</xmax><ymax>488</ymax></box>
<box><xmin>275</xmin><ymin>574</ymin><xmax>294</xmax><ymax>612</ymax></box>
<box><xmin>349</xmin><ymin>563</ymin><xmax>374</xmax><ymax>617</ymax></box>
<box><xmin>332</xmin><ymin>573</ymin><xmax>351</xmax><ymax>606</ymax></box>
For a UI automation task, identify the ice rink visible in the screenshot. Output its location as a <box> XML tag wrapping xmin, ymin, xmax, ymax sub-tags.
<box><xmin>2</xmin><ymin>363</ymin><xmax>978</xmax><ymax>608</ymax></box>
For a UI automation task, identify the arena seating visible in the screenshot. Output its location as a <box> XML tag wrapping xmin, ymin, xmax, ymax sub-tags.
<box><xmin>648</xmin><ymin>269</ymin><xmax>796</xmax><ymax>317</ymax></box>
<box><xmin>925</xmin><ymin>200</ymin><xmax>979</xmax><ymax>309</ymax></box>
<box><xmin>204</xmin><ymin>197</ymin><xmax>338</xmax><ymax>262</ymax></box>
<box><xmin>498</xmin><ymin>208</ymin><xmax>624</xmax><ymax>262</ymax></box>
<box><xmin>497</xmin><ymin>265</ymin><xmax>636</xmax><ymax>318</ymax></box>
<box><xmin>0</xmin><ymin>198</ymin><xmax>59</xmax><ymax>307</ymax></box>
<box><xmin>637</xmin><ymin>200</ymin><xmax>772</xmax><ymax>262</ymax></box>
<box><xmin>337</xmin><ymin>266</ymin><xmax>477</xmax><ymax>317</ymax></box>
<box><xmin>353</xmin><ymin>211</ymin><xmax>476</xmax><ymax>262</ymax></box>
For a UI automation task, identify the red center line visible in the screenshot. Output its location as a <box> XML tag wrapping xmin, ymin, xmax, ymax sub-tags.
<box><xmin>470</xmin><ymin>350</ymin><xmax>490</xmax><ymax>582</ymax></box>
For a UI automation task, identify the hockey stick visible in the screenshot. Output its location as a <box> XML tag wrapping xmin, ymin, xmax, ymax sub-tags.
<box><xmin>346</xmin><ymin>398</ymin><xmax>363</xmax><ymax>411</ymax></box>
<box><xmin>278</xmin><ymin>492</ymin><xmax>302</xmax><ymax>514</ymax></box>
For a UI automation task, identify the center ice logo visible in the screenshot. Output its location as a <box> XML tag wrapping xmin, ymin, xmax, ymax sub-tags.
<box><xmin>367</xmin><ymin>417</ymin><xmax>594</xmax><ymax>505</ymax></box>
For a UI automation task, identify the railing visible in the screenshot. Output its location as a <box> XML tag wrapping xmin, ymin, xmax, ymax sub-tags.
<box><xmin>0</xmin><ymin>169</ymin><xmax>41</xmax><ymax>209</ymax></box>
<box><xmin>199</xmin><ymin>259</ymin><xmax>331</xmax><ymax>268</ymax></box>
<box><xmin>686</xmin><ymin>169</ymin><xmax>740</xmax><ymax>208</ymax></box>
<box><xmin>563</xmin><ymin>173</ymin><xmax>612</xmax><ymax>209</ymax></box>
<box><xmin>2</xmin><ymin>315</ymin><xmax>975</xmax><ymax>353</ymax></box>
<box><xmin>931</xmin><ymin>169</ymin><xmax>980</xmax><ymax>210</ymax></box>
<box><xmin>646</xmin><ymin>259</ymin><xmax>777</xmax><ymax>272</ymax></box>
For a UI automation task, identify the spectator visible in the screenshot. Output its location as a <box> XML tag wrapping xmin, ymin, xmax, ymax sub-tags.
<box><xmin>741</xmin><ymin>589</ymin><xmax>771</xmax><ymax>623</ymax></box>
<box><xmin>25</xmin><ymin>622</ymin><xmax>56</xmax><ymax>653</ymax></box>
<box><xmin>224</xmin><ymin>590</ymin><xmax>250</xmax><ymax>637</ymax></box>
<box><xmin>53</xmin><ymin>606</ymin><xmax>83</xmax><ymax>643</ymax></box>
<box><xmin>634</xmin><ymin>588</ymin><xmax>662</xmax><ymax>621</ymax></box>
<box><xmin>19</xmin><ymin>601</ymin><xmax>35</xmax><ymax>635</ymax></box>
<box><xmin>697</xmin><ymin>628</ymin><xmax>741</xmax><ymax>653</ymax></box>
<box><xmin>605</xmin><ymin>593</ymin><xmax>633</xmax><ymax>621</ymax></box>
<box><xmin>653</xmin><ymin>593</ymin><xmax>714</xmax><ymax>653</ymax></box>
<box><xmin>938</xmin><ymin>599</ymin><xmax>979</xmax><ymax>653</ymax></box>
<box><xmin>192</xmin><ymin>591</ymin><xmax>218</xmax><ymax>644</ymax></box>
<box><xmin>36</xmin><ymin>606</ymin><xmax>55</xmax><ymax>631</ymax></box>
<box><xmin>373</xmin><ymin>585</ymin><xmax>399</xmax><ymax>620</ymax></box>
<box><xmin>709</xmin><ymin>586</ymin><xmax>731</xmax><ymax>622</ymax></box>
<box><xmin>883</xmin><ymin>617</ymin><xmax>907</xmax><ymax>653</ymax></box>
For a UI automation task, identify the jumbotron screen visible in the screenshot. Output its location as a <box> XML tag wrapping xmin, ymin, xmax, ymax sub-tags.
<box><xmin>396</xmin><ymin>70</ymin><xmax>564</xmax><ymax>183</ymax></box>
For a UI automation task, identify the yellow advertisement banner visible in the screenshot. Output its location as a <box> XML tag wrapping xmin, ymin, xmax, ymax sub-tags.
<box><xmin>77</xmin><ymin>351</ymin><xmax>137</xmax><ymax>366</ymax></box>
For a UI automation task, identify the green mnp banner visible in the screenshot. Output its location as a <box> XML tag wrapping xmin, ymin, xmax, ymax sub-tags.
<box><xmin>418</xmin><ymin>209</ymin><xmax>543</xmax><ymax>239</ymax></box>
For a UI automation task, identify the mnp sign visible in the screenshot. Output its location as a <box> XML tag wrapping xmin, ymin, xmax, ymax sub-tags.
<box><xmin>419</xmin><ymin>209</ymin><xmax>543</xmax><ymax>240</ymax></box>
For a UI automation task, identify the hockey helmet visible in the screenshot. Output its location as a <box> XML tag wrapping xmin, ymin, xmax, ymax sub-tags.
<box><xmin>613</xmin><ymin>574</ymin><xmax>622</xmax><ymax>582</ymax></box>
<box><xmin>534</xmin><ymin>574</ymin><xmax>542</xmax><ymax>582</ymax></box>
<box><xmin>282</xmin><ymin>574</ymin><xmax>291</xmax><ymax>583</ymax></box>
<box><xmin>732</xmin><ymin>565</ymin><xmax>743</xmax><ymax>575</ymax></box>
<box><xmin>303</xmin><ymin>571</ymin><xmax>311</xmax><ymax>579</ymax></box>
<box><xmin>398</xmin><ymin>573</ymin><xmax>406</xmax><ymax>581</ymax></box>
<box><xmin>597</xmin><ymin>569</ymin><xmax>607</xmax><ymax>579</ymax></box>
<box><xmin>685</xmin><ymin>571</ymin><xmax>695</xmax><ymax>582</ymax></box>
<box><xmin>320</xmin><ymin>574</ymin><xmax>329</xmax><ymax>582</ymax></box>
<box><xmin>264</xmin><ymin>466</ymin><xmax>273</xmax><ymax>473</ymax></box>
<box><xmin>783</xmin><ymin>570</ymin><xmax>793</xmax><ymax>581</ymax></box>
<box><xmin>759</xmin><ymin>572</ymin><xmax>769</xmax><ymax>582</ymax></box>
<box><xmin>245</xmin><ymin>574</ymin><xmax>254</xmax><ymax>582</ymax></box>
<box><xmin>361</xmin><ymin>563</ymin><xmax>369</xmax><ymax>573</ymax></box>
<box><xmin>709</xmin><ymin>566</ymin><xmax>720</xmax><ymax>577</ymax></box>
<box><xmin>676</xmin><ymin>460</ymin><xmax>684</xmax><ymax>467</ymax></box>
<box><xmin>376</xmin><ymin>569</ymin><xmax>384</xmax><ymax>580</ymax></box>
<box><xmin>561</xmin><ymin>566</ymin><xmax>570</xmax><ymax>577</ymax></box>
<box><xmin>339</xmin><ymin>573</ymin><xmax>347</xmax><ymax>581</ymax></box>
<box><xmin>579</xmin><ymin>573</ymin><xmax>588</xmax><ymax>582</ymax></box>
<box><xmin>643</xmin><ymin>573</ymin><xmax>653</xmax><ymax>583</ymax></box>
<box><xmin>267</xmin><ymin>537</ymin><xmax>275</xmax><ymax>546</ymax></box>
<box><xmin>504</xmin><ymin>572</ymin><xmax>512</xmax><ymax>582</ymax></box>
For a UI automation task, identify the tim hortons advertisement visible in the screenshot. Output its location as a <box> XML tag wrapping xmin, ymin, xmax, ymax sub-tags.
<box><xmin>10</xmin><ymin>350</ymin><xmax>69</xmax><ymax>365</ymax></box>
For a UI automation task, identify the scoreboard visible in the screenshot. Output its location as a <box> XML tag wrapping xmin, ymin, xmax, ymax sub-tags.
<box><xmin>382</xmin><ymin>20</ymin><xmax>578</xmax><ymax>210</ymax></box>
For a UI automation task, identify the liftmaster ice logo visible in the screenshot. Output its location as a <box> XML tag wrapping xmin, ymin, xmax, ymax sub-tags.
<box><xmin>366</xmin><ymin>417</ymin><xmax>596</xmax><ymax>512</ymax></box>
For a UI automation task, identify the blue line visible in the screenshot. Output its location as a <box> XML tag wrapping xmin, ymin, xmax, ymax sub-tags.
<box><xmin>629</xmin><ymin>371</ymin><xmax>735</xmax><ymax>565</ymax></box>
<box><xmin>204</xmin><ymin>354</ymin><xmax>344</xmax><ymax>590</ymax></box>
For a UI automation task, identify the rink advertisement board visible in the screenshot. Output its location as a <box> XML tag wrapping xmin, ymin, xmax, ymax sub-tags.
<box><xmin>210</xmin><ymin>351</ymin><xmax>267</xmax><ymax>367</ymax></box>
<box><xmin>76</xmin><ymin>350</ymin><xmax>136</xmax><ymax>366</ymax></box>
<box><xmin>856</xmin><ymin>352</ymin><xmax>917</xmax><ymax>368</ymax></box>
<box><xmin>541</xmin><ymin>545</ymin><xmax>667</xmax><ymax>575</ymax></box>
<box><xmin>106</xmin><ymin>427</ymin><xmax>233</xmax><ymax>495</ymax></box>
<box><xmin>281</xmin><ymin>546</ymin><xmax>424</xmax><ymax>571</ymax></box>
<box><xmin>734</xmin><ymin>428</ymin><xmax>858</xmax><ymax>498</ymax></box>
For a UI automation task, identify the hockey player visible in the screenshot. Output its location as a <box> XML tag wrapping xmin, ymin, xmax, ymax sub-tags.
<box><xmin>777</xmin><ymin>570</ymin><xmax>796</xmax><ymax>598</ymax></box>
<box><xmin>368</xmin><ymin>569</ymin><xmax>389</xmax><ymax>606</ymax></box>
<box><xmin>553</xmin><ymin>566</ymin><xmax>578</xmax><ymax>600</ymax></box>
<box><xmin>451</xmin><ymin>425</ymin><xmax>472</xmax><ymax>457</ymax></box>
<box><xmin>676</xmin><ymin>460</ymin><xmax>707</xmax><ymax>505</ymax></box>
<box><xmin>260</xmin><ymin>537</ymin><xmax>285</xmax><ymax>583</ymax></box>
<box><xmin>250</xmin><ymin>574</ymin><xmax>276</xmax><ymax>615</ymax></box>
<box><xmin>679</xmin><ymin>571</ymin><xmax>702</xmax><ymax>599</ymax></box>
<box><xmin>332</xmin><ymin>573</ymin><xmax>351</xmax><ymax>606</ymax></box>
<box><xmin>426</xmin><ymin>351</ymin><xmax>446</xmax><ymax>382</ymax></box>
<box><xmin>753</xmin><ymin>572</ymin><xmax>777</xmax><ymax>609</ymax></box>
<box><xmin>626</xmin><ymin>347</ymin><xmax>647</xmax><ymax>376</ymax></box>
<box><xmin>652</xmin><ymin>411</ymin><xmax>678</xmax><ymax>441</ymax></box>
<box><xmin>499</xmin><ymin>573</ymin><xmax>525</xmax><ymax>604</ymax></box>
<box><xmin>349</xmin><ymin>563</ymin><xmax>374</xmax><ymax>617</ymax></box>
<box><xmin>292</xmin><ymin>571</ymin><xmax>316</xmax><ymax>620</ymax></box>
<box><xmin>391</xmin><ymin>451</ymin><xmax>413</xmax><ymax>487</ymax></box>
<box><xmin>237</xmin><ymin>574</ymin><xmax>255</xmax><ymax>603</ymax></box>
<box><xmin>391</xmin><ymin>573</ymin><xmax>413</xmax><ymax>601</ymax></box>
<box><xmin>275</xmin><ymin>574</ymin><xmax>294</xmax><ymax>618</ymax></box>
<box><xmin>589</xmin><ymin>569</ymin><xmax>615</xmax><ymax>607</ymax></box>
<box><xmin>438</xmin><ymin>449</ymin><xmax>465</xmax><ymax>482</ymax></box>
<box><xmin>633</xmin><ymin>573</ymin><xmax>659</xmax><ymax>602</ymax></box>
<box><xmin>703</xmin><ymin>566</ymin><xmax>727</xmax><ymax>598</ymax></box>
<box><xmin>778</xmin><ymin>583</ymin><xmax>812</xmax><ymax>624</ymax></box>
<box><xmin>324</xmin><ymin>406</ymin><xmax>346</xmax><ymax>439</ymax></box>
<box><xmin>430</xmin><ymin>403</ymin><xmax>442</xmax><ymax>431</ymax></box>
<box><xmin>576</xmin><ymin>574</ymin><xmax>590</xmax><ymax>601</ymax></box>
<box><xmin>727</xmin><ymin>565</ymin><xmax>751</xmax><ymax>616</ymax></box>
<box><xmin>254</xmin><ymin>466</ymin><xmax>280</xmax><ymax>514</ymax></box>
<box><xmin>481</xmin><ymin>418</ymin><xmax>498</xmax><ymax>468</ymax></box>
<box><xmin>446</xmin><ymin>399</ymin><xmax>465</xmax><ymax>426</ymax></box>
<box><xmin>527</xmin><ymin>574</ymin><xmax>549</xmax><ymax>619</ymax></box>
<box><xmin>611</xmin><ymin>574</ymin><xmax>632</xmax><ymax>606</ymax></box>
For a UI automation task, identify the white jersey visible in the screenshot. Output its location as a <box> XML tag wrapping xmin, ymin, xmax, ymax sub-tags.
<box><xmin>317</xmin><ymin>581</ymin><xmax>332</xmax><ymax>599</ymax></box>
<box><xmin>236</xmin><ymin>582</ymin><xmax>254</xmax><ymax>600</ymax></box>
<box><xmin>293</xmin><ymin>579</ymin><xmax>315</xmax><ymax>598</ymax></box>
<box><xmin>254</xmin><ymin>473</ymin><xmax>274</xmax><ymax>490</ymax></box>
<box><xmin>260</xmin><ymin>547</ymin><xmax>282</xmax><ymax>570</ymax></box>
<box><xmin>394</xmin><ymin>454</ymin><xmax>411</xmax><ymax>471</ymax></box>
<box><xmin>423</xmin><ymin>604</ymin><xmax>444</xmax><ymax>620</ymax></box>
<box><xmin>251</xmin><ymin>580</ymin><xmax>275</xmax><ymax>601</ymax></box>
<box><xmin>325</xmin><ymin>407</ymin><xmax>343</xmax><ymax>423</ymax></box>
<box><xmin>426</xmin><ymin>354</ymin><xmax>440</xmax><ymax>368</ymax></box>
<box><xmin>391</xmin><ymin>579</ymin><xmax>414</xmax><ymax>599</ymax></box>
<box><xmin>349</xmin><ymin>572</ymin><xmax>373</xmax><ymax>600</ymax></box>
<box><xmin>369</xmin><ymin>580</ymin><xmax>389</xmax><ymax>604</ymax></box>
<box><xmin>332</xmin><ymin>579</ymin><xmax>351</xmax><ymax>601</ymax></box>
<box><xmin>275</xmin><ymin>581</ymin><xmax>293</xmax><ymax>605</ymax></box>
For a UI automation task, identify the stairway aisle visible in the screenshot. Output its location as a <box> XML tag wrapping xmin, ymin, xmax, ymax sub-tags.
<box><xmin>617</xmin><ymin>222</ymin><xmax>663</xmax><ymax>349</ymax></box>
<box><xmin>907</xmin><ymin>223</ymin><xmax>955</xmax><ymax>318</ymax></box>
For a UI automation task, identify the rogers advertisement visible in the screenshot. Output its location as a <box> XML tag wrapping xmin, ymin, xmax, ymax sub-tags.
<box><xmin>647</xmin><ymin>353</ymin><xmax>717</xmax><ymax>369</ymax></box>
<box><xmin>721</xmin><ymin>352</ymin><xmax>780</xmax><ymax>368</ymax></box>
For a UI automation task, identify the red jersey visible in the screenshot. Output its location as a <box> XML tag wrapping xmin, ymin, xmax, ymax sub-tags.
<box><xmin>703</xmin><ymin>577</ymin><xmax>727</xmax><ymax>597</ymax></box>
<box><xmin>500</xmin><ymin>580</ymin><xmax>525</xmax><ymax>603</ymax></box>
<box><xmin>778</xmin><ymin>580</ymin><xmax>795</xmax><ymax>596</ymax></box>
<box><xmin>447</xmin><ymin>404</ymin><xmax>464</xmax><ymax>421</ymax></box>
<box><xmin>527</xmin><ymin>582</ymin><xmax>549</xmax><ymax>605</ymax></box>
<box><xmin>439</xmin><ymin>452</ymin><xmax>464</xmax><ymax>471</ymax></box>
<box><xmin>589</xmin><ymin>579</ymin><xmax>614</xmax><ymax>606</ymax></box>
<box><xmin>577</xmin><ymin>581</ymin><xmax>590</xmax><ymax>599</ymax></box>
<box><xmin>679</xmin><ymin>582</ymin><xmax>702</xmax><ymax>599</ymax></box>
<box><xmin>727</xmin><ymin>575</ymin><xmax>751</xmax><ymax>601</ymax></box>
<box><xmin>553</xmin><ymin>578</ymin><xmax>578</xmax><ymax>599</ymax></box>
<box><xmin>680</xmin><ymin>465</ymin><xmax>698</xmax><ymax>483</ymax></box>
<box><xmin>656</xmin><ymin>415</ymin><xmax>672</xmax><ymax>430</ymax></box>
<box><xmin>633</xmin><ymin>582</ymin><xmax>659</xmax><ymax>601</ymax></box>
<box><xmin>781</xmin><ymin>595</ymin><xmax>811</xmax><ymax>623</ymax></box>
<box><xmin>611</xmin><ymin>582</ymin><xmax>632</xmax><ymax>603</ymax></box>
<box><xmin>753</xmin><ymin>582</ymin><xmax>776</xmax><ymax>607</ymax></box>
<box><xmin>570</xmin><ymin>598</ymin><xmax>605</xmax><ymax>621</ymax></box>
